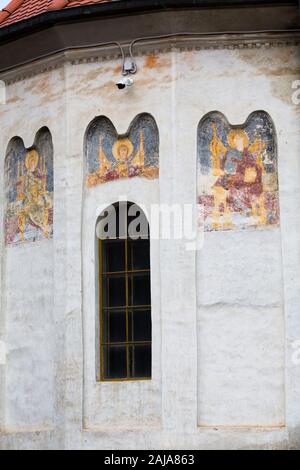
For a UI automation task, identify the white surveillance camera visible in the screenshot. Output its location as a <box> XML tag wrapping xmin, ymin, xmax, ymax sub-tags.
<box><xmin>116</xmin><ymin>77</ymin><xmax>134</xmax><ymax>90</ymax></box>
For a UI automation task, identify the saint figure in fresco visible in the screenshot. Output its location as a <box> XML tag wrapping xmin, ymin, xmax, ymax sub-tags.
<box><xmin>210</xmin><ymin>125</ymin><xmax>266</xmax><ymax>229</ymax></box>
<box><xmin>15</xmin><ymin>149</ymin><xmax>52</xmax><ymax>241</ymax></box>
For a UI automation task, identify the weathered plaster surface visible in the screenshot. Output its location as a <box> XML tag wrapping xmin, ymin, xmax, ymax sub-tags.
<box><xmin>0</xmin><ymin>43</ymin><xmax>299</xmax><ymax>449</ymax></box>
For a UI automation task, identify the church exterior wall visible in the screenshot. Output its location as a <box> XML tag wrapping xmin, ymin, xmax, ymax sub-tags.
<box><xmin>0</xmin><ymin>42</ymin><xmax>300</xmax><ymax>449</ymax></box>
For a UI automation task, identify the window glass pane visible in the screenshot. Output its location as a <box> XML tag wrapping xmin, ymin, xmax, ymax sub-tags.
<box><xmin>99</xmin><ymin>202</ymin><xmax>152</xmax><ymax>381</ymax></box>
<box><xmin>102</xmin><ymin>240</ymin><xmax>125</xmax><ymax>273</ymax></box>
<box><xmin>102</xmin><ymin>345</ymin><xmax>127</xmax><ymax>380</ymax></box>
<box><xmin>102</xmin><ymin>275</ymin><xmax>126</xmax><ymax>308</ymax></box>
<box><xmin>129</xmin><ymin>273</ymin><xmax>151</xmax><ymax>306</ymax></box>
<box><xmin>128</xmin><ymin>239</ymin><xmax>150</xmax><ymax>271</ymax></box>
<box><xmin>128</xmin><ymin>309</ymin><xmax>151</xmax><ymax>342</ymax></box>
<box><xmin>129</xmin><ymin>344</ymin><xmax>152</xmax><ymax>379</ymax></box>
<box><xmin>102</xmin><ymin>309</ymin><xmax>126</xmax><ymax>343</ymax></box>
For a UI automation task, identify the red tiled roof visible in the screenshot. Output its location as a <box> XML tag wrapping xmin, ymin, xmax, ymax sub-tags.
<box><xmin>0</xmin><ymin>0</ymin><xmax>112</xmax><ymax>28</ymax></box>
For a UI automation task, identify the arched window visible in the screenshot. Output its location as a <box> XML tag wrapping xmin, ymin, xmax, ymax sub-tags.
<box><xmin>97</xmin><ymin>202</ymin><xmax>152</xmax><ymax>381</ymax></box>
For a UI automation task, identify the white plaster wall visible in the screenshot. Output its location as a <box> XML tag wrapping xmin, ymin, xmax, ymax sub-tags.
<box><xmin>63</xmin><ymin>55</ymin><xmax>172</xmax><ymax>436</ymax></box>
<box><xmin>166</xmin><ymin>47</ymin><xmax>285</xmax><ymax>429</ymax></box>
<box><xmin>0</xmin><ymin>69</ymin><xmax>66</xmax><ymax>444</ymax></box>
<box><xmin>0</xmin><ymin>43</ymin><xmax>299</xmax><ymax>449</ymax></box>
<box><xmin>175</xmin><ymin>45</ymin><xmax>299</xmax><ymax>436</ymax></box>
<box><xmin>4</xmin><ymin>241</ymin><xmax>55</xmax><ymax>428</ymax></box>
<box><xmin>197</xmin><ymin>228</ymin><xmax>284</xmax><ymax>426</ymax></box>
<box><xmin>0</xmin><ymin>80</ymin><xmax>5</xmax><ymax>431</ymax></box>
<box><xmin>82</xmin><ymin>183</ymin><xmax>161</xmax><ymax>430</ymax></box>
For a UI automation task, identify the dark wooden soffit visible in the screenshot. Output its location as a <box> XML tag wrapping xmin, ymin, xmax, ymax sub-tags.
<box><xmin>0</xmin><ymin>0</ymin><xmax>299</xmax><ymax>74</ymax></box>
<box><xmin>0</xmin><ymin>1</ymin><xmax>298</xmax><ymax>38</ymax></box>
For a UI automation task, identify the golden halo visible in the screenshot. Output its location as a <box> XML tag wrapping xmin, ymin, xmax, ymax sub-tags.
<box><xmin>25</xmin><ymin>149</ymin><xmax>39</xmax><ymax>171</ymax></box>
<box><xmin>227</xmin><ymin>129</ymin><xmax>249</xmax><ymax>149</ymax></box>
<box><xmin>112</xmin><ymin>138</ymin><xmax>134</xmax><ymax>160</ymax></box>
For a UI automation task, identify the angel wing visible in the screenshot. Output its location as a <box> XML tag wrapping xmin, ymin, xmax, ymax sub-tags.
<box><xmin>209</xmin><ymin>123</ymin><xmax>227</xmax><ymax>176</ymax></box>
<box><xmin>98</xmin><ymin>136</ymin><xmax>112</xmax><ymax>175</ymax></box>
<box><xmin>131</xmin><ymin>130</ymin><xmax>145</xmax><ymax>167</ymax></box>
<box><xmin>245</xmin><ymin>111</ymin><xmax>278</xmax><ymax>192</ymax></box>
<box><xmin>246</xmin><ymin>112</ymin><xmax>276</xmax><ymax>168</ymax></box>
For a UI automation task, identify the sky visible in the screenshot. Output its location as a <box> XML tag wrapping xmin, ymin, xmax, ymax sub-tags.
<box><xmin>0</xmin><ymin>0</ymin><xmax>8</xmax><ymax>9</ymax></box>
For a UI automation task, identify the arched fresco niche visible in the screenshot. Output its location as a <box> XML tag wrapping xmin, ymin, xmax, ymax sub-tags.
<box><xmin>85</xmin><ymin>113</ymin><xmax>159</xmax><ymax>187</ymax></box>
<box><xmin>5</xmin><ymin>127</ymin><xmax>54</xmax><ymax>245</ymax></box>
<box><xmin>197</xmin><ymin>111</ymin><xmax>279</xmax><ymax>232</ymax></box>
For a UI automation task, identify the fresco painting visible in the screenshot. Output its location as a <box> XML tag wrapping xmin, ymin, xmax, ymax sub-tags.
<box><xmin>5</xmin><ymin>129</ymin><xmax>54</xmax><ymax>245</ymax></box>
<box><xmin>197</xmin><ymin>112</ymin><xmax>279</xmax><ymax>231</ymax></box>
<box><xmin>86</xmin><ymin>114</ymin><xmax>159</xmax><ymax>187</ymax></box>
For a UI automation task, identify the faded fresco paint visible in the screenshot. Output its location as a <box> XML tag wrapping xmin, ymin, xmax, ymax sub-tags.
<box><xmin>198</xmin><ymin>111</ymin><xmax>279</xmax><ymax>231</ymax></box>
<box><xmin>86</xmin><ymin>113</ymin><xmax>159</xmax><ymax>187</ymax></box>
<box><xmin>5</xmin><ymin>128</ymin><xmax>54</xmax><ymax>245</ymax></box>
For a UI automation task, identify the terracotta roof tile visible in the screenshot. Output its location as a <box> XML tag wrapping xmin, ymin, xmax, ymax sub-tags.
<box><xmin>0</xmin><ymin>0</ymin><xmax>113</xmax><ymax>28</ymax></box>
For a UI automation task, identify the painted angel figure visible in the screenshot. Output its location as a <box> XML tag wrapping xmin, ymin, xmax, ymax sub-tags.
<box><xmin>86</xmin><ymin>129</ymin><xmax>158</xmax><ymax>187</ymax></box>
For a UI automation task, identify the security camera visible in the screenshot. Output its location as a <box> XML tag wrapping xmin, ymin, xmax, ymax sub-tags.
<box><xmin>116</xmin><ymin>77</ymin><xmax>134</xmax><ymax>90</ymax></box>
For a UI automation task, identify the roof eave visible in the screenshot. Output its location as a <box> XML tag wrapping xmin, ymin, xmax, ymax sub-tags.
<box><xmin>0</xmin><ymin>0</ymin><xmax>298</xmax><ymax>40</ymax></box>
